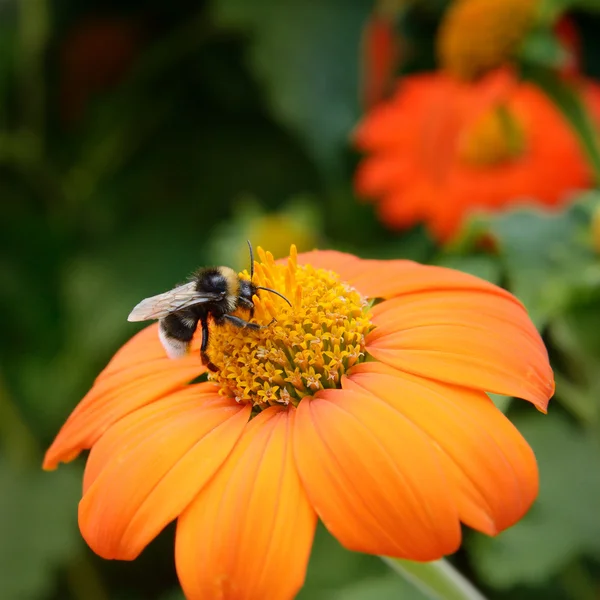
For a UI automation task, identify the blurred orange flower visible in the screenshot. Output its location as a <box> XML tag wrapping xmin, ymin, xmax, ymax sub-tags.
<box><xmin>354</xmin><ymin>69</ymin><xmax>600</xmax><ymax>242</ymax></box>
<box><xmin>359</xmin><ymin>6</ymin><xmax>402</xmax><ymax>109</ymax></box>
<box><xmin>44</xmin><ymin>247</ymin><xmax>553</xmax><ymax>600</ymax></box>
<box><xmin>60</xmin><ymin>16</ymin><xmax>144</xmax><ymax>124</ymax></box>
<box><xmin>554</xmin><ymin>16</ymin><xmax>582</xmax><ymax>79</ymax></box>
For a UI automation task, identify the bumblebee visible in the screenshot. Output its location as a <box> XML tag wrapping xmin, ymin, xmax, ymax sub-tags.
<box><xmin>127</xmin><ymin>242</ymin><xmax>290</xmax><ymax>371</ymax></box>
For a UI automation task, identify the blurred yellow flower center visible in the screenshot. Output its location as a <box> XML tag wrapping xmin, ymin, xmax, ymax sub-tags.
<box><xmin>458</xmin><ymin>106</ymin><xmax>526</xmax><ymax>166</ymax></box>
<box><xmin>437</xmin><ymin>0</ymin><xmax>538</xmax><ymax>80</ymax></box>
<box><xmin>207</xmin><ymin>246</ymin><xmax>373</xmax><ymax>410</ymax></box>
<box><xmin>245</xmin><ymin>213</ymin><xmax>317</xmax><ymax>263</ymax></box>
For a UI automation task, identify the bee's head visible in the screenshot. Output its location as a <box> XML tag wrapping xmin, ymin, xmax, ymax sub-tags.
<box><xmin>239</xmin><ymin>278</ymin><xmax>257</xmax><ymax>303</ymax></box>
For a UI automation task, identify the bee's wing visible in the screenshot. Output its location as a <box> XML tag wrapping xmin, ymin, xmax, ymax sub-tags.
<box><xmin>127</xmin><ymin>281</ymin><xmax>219</xmax><ymax>322</ymax></box>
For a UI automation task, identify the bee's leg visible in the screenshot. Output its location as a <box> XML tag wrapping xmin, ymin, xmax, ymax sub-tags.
<box><xmin>200</xmin><ymin>317</ymin><xmax>219</xmax><ymax>372</ymax></box>
<box><xmin>222</xmin><ymin>314</ymin><xmax>271</xmax><ymax>329</ymax></box>
<box><xmin>237</xmin><ymin>297</ymin><xmax>255</xmax><ymax>320</ymax></box>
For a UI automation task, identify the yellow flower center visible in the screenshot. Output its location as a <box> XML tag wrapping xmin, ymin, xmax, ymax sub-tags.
<box><xmin>458</xmin><ymin>105</ymin><xmax>526</xmax><ymax>166</ymax></box>
<box><xmin>206</xmin><ymin>246</ymin><xmax>373</xmax><ymax>410</ymax></box>
<box><xmin>437</xmin><ymin>0</ymin><xmax>539</xmax><ymax>81</ymax></box>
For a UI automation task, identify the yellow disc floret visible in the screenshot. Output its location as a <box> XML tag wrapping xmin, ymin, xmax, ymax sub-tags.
<box><xmin>437</xmin><ymin>0</ymin><xmax>539</xmax><ymax>81</ymax></box>
<box><xmin>207</xmin><ymin>246</ymin><xmax>373</xmax><ymax>410</ymax></box>
<box><xmin>458</xmin><ymin>105</ymin><xmax>526</xmax><ymax>166</ymax></box>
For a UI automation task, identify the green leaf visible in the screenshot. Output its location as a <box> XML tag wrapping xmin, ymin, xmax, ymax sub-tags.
<box><xmin>435</xmin><ymin>255</ymin><xmax>502</xmax><ymax>285</ymax></box>
<box><xmin>0</xmin><ymin>463</ymin><xmax>82</xmax><ymax>599</ymax></box>
<box><xmin>488</xmin><ymin>197</ymin><xmax>600</xmax><ymax>328</ymax></box>
<box><xmin>212</xmin><ymin>0</ymin><xmax>371</xmax><ymax>175</ymax></box>
<box><xmin>519</xmin><ymin>27</ymin><xmax>570</xmax><ymax>70</ymax></box>
<box><xmin>469</xmin><ymin>412</ymin><xmax>600</xmax><ymax>588</ymax></box>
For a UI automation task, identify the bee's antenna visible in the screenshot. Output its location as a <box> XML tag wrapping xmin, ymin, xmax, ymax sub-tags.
<box><xmin>255</xmin><ymin>286</ymin><xmax>292</xmax><ymax>307</ymax></box>
<box><xmin>247</xmin><ymin>240</ymin><xmax>254</xmax><ymax>280</ymax></box>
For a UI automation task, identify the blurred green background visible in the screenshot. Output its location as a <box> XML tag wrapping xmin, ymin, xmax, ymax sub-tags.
<box><xmin>2</xmin><ymin>0</ymin><xmax>600</xmax><ymax>599</ymax></box>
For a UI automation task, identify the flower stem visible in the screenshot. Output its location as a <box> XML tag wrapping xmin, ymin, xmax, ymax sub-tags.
<box><xmin>381</xmin><ymin>557</ymin><xmax>488</xmax><ymax>600</ymax></box>
<box><xmin>527</xmin><ymin>68</ymin><xmax>600</xmax><ymax>185</ymax></box>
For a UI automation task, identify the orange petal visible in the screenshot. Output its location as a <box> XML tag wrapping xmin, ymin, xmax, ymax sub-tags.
<box><xmin>293</xmin><ymin>249</ymin><xmax>363</xmax><ymax>279</ymax></box>
<box><xmin>366</xmin><ymin>288</ymin><xmax>553</xmax><ymax>410</ymax></box>
<box><xmin>353</xmin><ymin>88</ymin><xmax>414</xmax><ymax>150</ymax></box>
<box><xmin>175</xmin><ymin>407</ymin><xmax>316</xmax><ymax>600</ymax></box>
<box><xmin>101</xmin><ymin>323</ymin><xmax>203</xmax><ymax>378</ymax></box>
<box><xmin>296</xmin><ymin>250</ymin><xmax>519</xmax><ymax>300</ymax></box>
<box><xmin>294</xmin><ymin>388</ymin><xmax>461</xmax><ymax>560</ymax></box>
<box><xmin>43</xmin><ymin>325</ymin><xmax>205</xmax><ymax>470</ymax></box>
<box><xmin>78</xmin><ymin>387</ymin><xmax>250</xmax><ymax>560</ymax></box>
<box><xmin>345</xmin><ymin>363</ymin><xmax>538</xmax><ymax>535</ymax></box>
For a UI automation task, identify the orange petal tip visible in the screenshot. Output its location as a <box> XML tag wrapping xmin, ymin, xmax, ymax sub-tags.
<box><xmin>43</xmin><ymin>447</ymin><xmax>81</xmax><ymax>471</ymax></box>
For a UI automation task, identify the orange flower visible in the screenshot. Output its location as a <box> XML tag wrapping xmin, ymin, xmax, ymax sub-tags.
<box><xmin>354</xmin><ymin>69</ymin><xmax>600</xmax><ymax>242</ymax></box>
<box><xmin>44</xmin><ymin>247</ymin><xmax>554</xmax><ymax>600</ymax></box>
<box><xmin>359</xmin><ymin>4</ymin><xmax>402</xmax><ymax>109</ymax></box>
<box><xmin>59</xmin><ymin>16</ymin><xmax>144</xmax><ymax>124</ymax></box>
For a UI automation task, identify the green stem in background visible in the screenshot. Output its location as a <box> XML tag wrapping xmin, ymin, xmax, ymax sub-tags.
<box><xmin>0</xmin><ymin>373</ymin><xmax>110</xmax><ymax>600</ymax></box>
<box><xmin>381</xmin><ymin>557</ymin><xmax>488</xmax><ymax>600</ymax></box>
<box><xmin>553</xmin><ymin>372</ymin><xmax>598</xmax><ymax>429</ymax></box>
<box><xmin>549</xmin><ymin>318</ymin><xmax>600</xmax><ymax>429</ymax></box>
<box><xmin>17</xmin><ymin>0</ymin><xmax>49</xmax><ymax>157</ymax></box>
<box><xmin>528</xmin><ymin>68</ymin><xmax>600</xmax><ymax>185</ymax></box>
